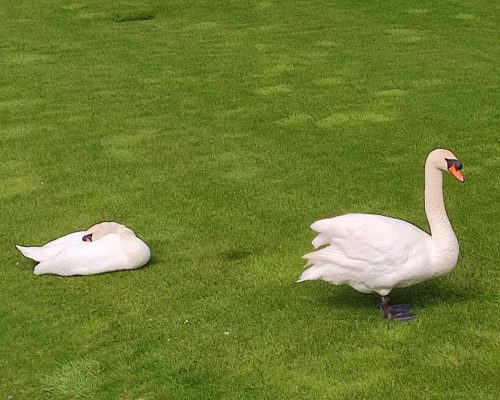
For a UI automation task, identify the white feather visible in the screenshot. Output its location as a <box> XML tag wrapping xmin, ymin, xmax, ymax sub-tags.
<box><xmin>16</xmin><ymin>231</ymin><xmax>86</xmax><ymax>262</ymax></box>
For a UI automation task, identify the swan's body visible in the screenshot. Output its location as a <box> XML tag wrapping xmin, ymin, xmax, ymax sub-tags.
<box><xmin>16</xmin><ymin>222</ymin><xmax>150</xmax><ymax>276</ymax></box>
<box><xmin>299</xmin><ymin>149</ymin><xmax>464</xmax><ymax>320</ymax></box>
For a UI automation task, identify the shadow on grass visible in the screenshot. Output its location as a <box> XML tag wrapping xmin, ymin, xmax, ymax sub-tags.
<box><xmin>217</xmin><ymin>248</ymin><xmax>255</xmax><ymax>262</ymax></box>
<box><xmin>147</xmin><ymin>252</ymin><xmax>159</xmax><ymax>267</ymax></box>
<box><xmin>111</xmin><ymin>9</ymin><xmax>155</xmax><ymax>23</ymax></box>
<box><xmin>319</xmin><ymin>280</ymin><xmax>478</xmax><ymax>314</ymax></box>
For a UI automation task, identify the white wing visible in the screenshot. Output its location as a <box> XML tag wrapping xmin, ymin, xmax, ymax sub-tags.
<box><xmin>33</xmin><ymin>233</ymin><xmax>131</xmax><ymax>276</ymax></box>
<box><xmin>16</xmin><ymin>231</ymin><xmax>86</xmax><ymax>262</ymax></box>
<box><xmin>300</xmin><ymin>213</ymin><xmax>433</xmax><ymax>294</ymax></box>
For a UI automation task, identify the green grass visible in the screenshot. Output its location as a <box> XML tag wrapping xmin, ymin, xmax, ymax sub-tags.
<box><xmin>1</xmin><ymin>0</ymin><xmax>499</xmax><ymax>398</ymax></box>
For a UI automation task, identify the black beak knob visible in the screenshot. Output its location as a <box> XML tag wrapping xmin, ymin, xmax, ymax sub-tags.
<box><xmin>446</xmin><ymin>158</ymin><xmax>463</xmax><ymax>171</ymax></box>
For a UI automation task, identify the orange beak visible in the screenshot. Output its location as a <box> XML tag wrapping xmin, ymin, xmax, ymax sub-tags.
<box><xmin>448</xmin><ymin>164</ymin><xmax>465</xmax><ymax>182</ymax></box>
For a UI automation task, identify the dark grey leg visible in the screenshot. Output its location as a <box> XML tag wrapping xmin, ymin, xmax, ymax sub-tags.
<box><xmin>379</xmin><ymin>296</ymin><xmax>416</xmax><ymax>321</ymax></box>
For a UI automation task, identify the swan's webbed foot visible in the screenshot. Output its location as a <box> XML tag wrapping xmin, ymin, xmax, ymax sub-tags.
<box><xmin>387</xmin><ymin>304</ymin><xmax>412</xmax><ymax>313</ymax></box>
<box><xmin>82</xmin><ymin>234</ymin><xmax>92</xmax><ymax>242</ymax></box>
<box><xmin>386</xmin><ymin>308</ymin><xmax>417</xmax><ymax>321</ymax></box>
<box><xmin>379</xmin><ymin>296</ymin><xmax>417</xmax><ymax>321</ymax></box>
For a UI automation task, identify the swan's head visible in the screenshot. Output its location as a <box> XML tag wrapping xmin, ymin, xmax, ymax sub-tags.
<box><xmin>82</xmin><ymin>222</ymin><xmax>132</xmax><ymax>242</ymax></box>
<box><xmin>427</xmin><ymin>149</ymin><xmax>465</xmax><ymax>183</ymax></box>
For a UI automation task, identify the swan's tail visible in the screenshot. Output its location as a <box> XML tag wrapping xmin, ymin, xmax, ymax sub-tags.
<box><xmin>297</xmin><ymin>246</ymin><xmax>346</xmax><ymax>283</ymax></box>
<box><xmin>16</xmin><ymin>245</ymin><xmax>43</xmax><ymax>262</ymax></box>
<box><xmin>297</xmin><ymin>248</ymin><xmax>332</xmax><ymax>282</ymax></box>
<box><xmin>296</xmin><ymin>265</ymin><xmax>327</xmax><ymax>282</ymax></box>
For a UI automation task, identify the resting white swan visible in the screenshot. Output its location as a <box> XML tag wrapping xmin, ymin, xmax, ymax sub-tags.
<box><xmin>298</xmin><ymin>149</ymin><xmax>465</xmax><ymax>320</ymax></box>
<box><xmin>16</xmin><ymin>222</ymin><xmax>150</xmax><ymax>276</ymax></box>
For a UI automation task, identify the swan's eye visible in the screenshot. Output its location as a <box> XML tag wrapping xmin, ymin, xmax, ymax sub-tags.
<box><xmin>445</xmin><ymin>158</ymin><xmax>463</xmax><ymax>171</ymax></box>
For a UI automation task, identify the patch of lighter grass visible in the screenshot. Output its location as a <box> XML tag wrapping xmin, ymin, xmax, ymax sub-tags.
<box><xmin>318</xmin><ymin>112</ymin><xmax>394</xmax><ymax>127</ymax></box>
<box><xmin>411</xmin><ymin>78</ymin><xmax>444</xmax><ymax>87</ymax></box>
<box><xmin>374</xmin><ymin>89</ymin><xmax>406</xmax><ymax>97</ymax></box>
<box><xmin>313</xmin><ymin>77</ymin><xmax>344</xmax><ymax>86</ymax></box>
<box><xmin>188</xmin><ymin>21</ymin><xmax>220</xmax><ymax>30</ymax></box>
<box><xmin>455</xmin><ymin>13</ymin><xmax>475</xmax><ymax>21</ymax></box>
<box><xmin>407</xmin><ymin>9</ymin><xmax>430</xmax><ymax>15</ymax></box>
<box><xmin>0</xmin><ymin>98</ymin><xmax>44</xmax><ymax>108</ymax></box>
<box><xmin>263</xmin><ymin>63</ymin><xmax>294</xmax><ymax>77</ymax></box>
<box><xmin>42</xmin><ymin>359</ymin><xmax>101</xmax><ymax>398</ymax></box>
<box><xmin>277</xmin><ymin>113</ymin><xmax>314</xmax><ymax>126</ymax></box>
<box><xmin>255</xmin><ymin>2</ymin><xmax>272</xmax><ymax>11</ymax></box>
<box><xmin>256</xmin><ymin>84</ymin><xmax>291</xmax><ymax>95</ymax></box>
<box><xmin>101</xmin><ymin>129</ymin><xmax>158</xmax><ymax>160</ymax></box>
<box><xmin>0</xmin><ymin>173</ymin><xmax>42</xmax><ymax>199</ymax></box>
<box><xmin>385</xmin><ymin>28</ymin><xmax>425</xmax><ymax>43</ymax></box>
<box><xmin>3</xmin><ymin>52</ymin><xmax>52</xmax><ymax>65</ymax></box>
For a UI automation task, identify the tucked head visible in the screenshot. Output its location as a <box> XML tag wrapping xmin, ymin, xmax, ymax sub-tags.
<box><xmin>427</xmin><ymin>148</ymin><xmax>465</xmax><ymax>182</ymax></box>
<box><xmin>82</xmin><ymin>222</ymin><xmax>131</xmax><ymax>242</ymax></box>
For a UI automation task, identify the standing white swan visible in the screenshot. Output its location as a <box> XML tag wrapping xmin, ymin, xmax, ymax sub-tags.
<box><xmin>298</xmin><ymin>149</ymin><xmax>465</xmax><ymax>320</ymax></box>
<box><xmin>16</xmin><ymin>222</ymin><xmax>150</xmax><ymax>276</ymax></box>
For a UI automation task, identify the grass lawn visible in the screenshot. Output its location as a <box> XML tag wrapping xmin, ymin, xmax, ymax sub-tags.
<box><xmin>1</xmin><ymin>0</ymin><xmax>499</xmax><ymax>398</ymax></box>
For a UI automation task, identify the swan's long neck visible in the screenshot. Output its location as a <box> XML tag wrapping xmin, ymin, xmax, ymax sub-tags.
<box><xmin>424</xmin><ymin>161</ymin><xmax>459</xmax><ymax>267</ymax></box>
